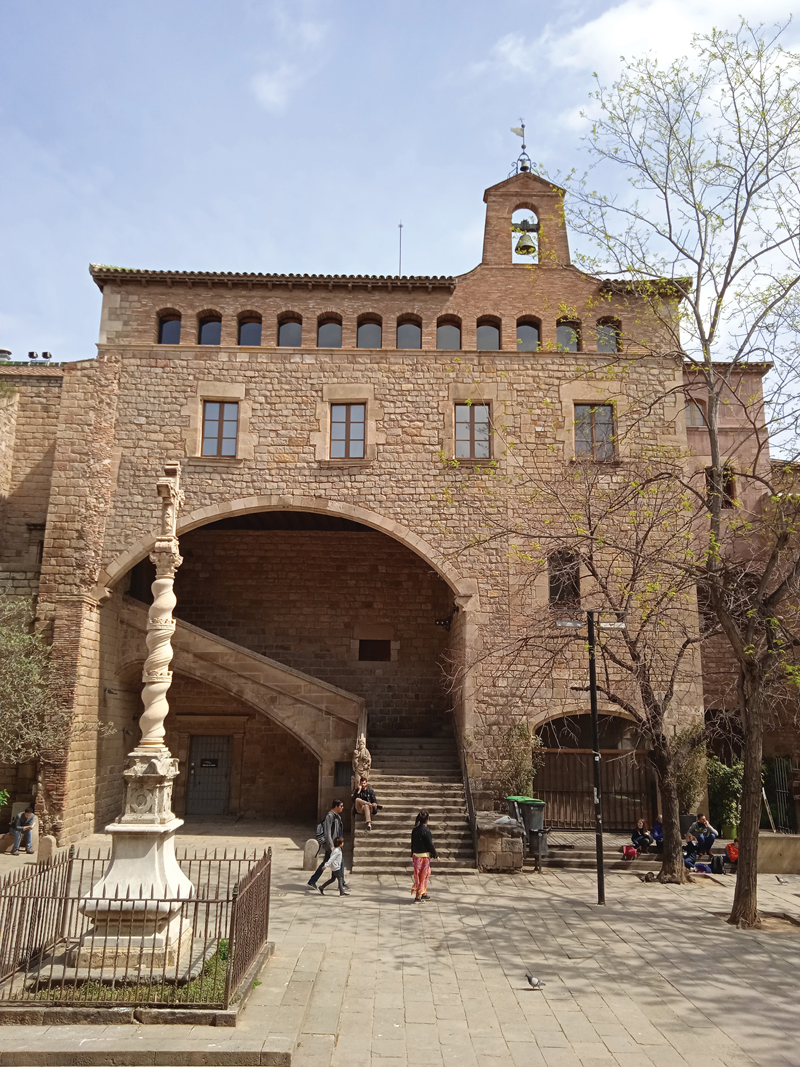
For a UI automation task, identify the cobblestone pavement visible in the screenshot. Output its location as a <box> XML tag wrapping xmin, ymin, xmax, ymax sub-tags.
<box><xmin>0</xmin><ymin>820</ymin><xmax>798</xmax><ymax>1066</ymax></box>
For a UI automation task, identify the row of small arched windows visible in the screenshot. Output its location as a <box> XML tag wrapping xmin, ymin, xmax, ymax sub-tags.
<box><xmin>157</xmin><ymin>311</ymin><xmax>623</xmax><ymax>353</ymax></box>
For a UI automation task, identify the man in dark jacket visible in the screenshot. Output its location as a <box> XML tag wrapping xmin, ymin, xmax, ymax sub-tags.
<box><xmin>353</xmin><ymin>777</ymin><xmax>379</xmax><ymax>831</ymax></box>
<box><xmin>307</xmin><ymin>800</ymin><xmax>346</xmax><ymax>891</ymax></box>
<box><xmin>10</xmin><ymin>807</ymin><xmax>35</xmax><ymax>856</ymax></box>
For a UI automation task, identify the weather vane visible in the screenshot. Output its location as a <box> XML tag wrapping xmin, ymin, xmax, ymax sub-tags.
<box><xmin>509</xmin><ymin>119</ymin><xmax>532</xmax><ymax>176</ymax></box>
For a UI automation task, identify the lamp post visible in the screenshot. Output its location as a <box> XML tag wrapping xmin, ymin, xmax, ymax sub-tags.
<box><xmin>556</xmin><ymin>609</ymin><xmax>626</xmax><ymax>906</ymax></box>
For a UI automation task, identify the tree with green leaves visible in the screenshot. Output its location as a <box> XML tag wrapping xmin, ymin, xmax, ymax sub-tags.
<box><xmin>552</xmin><ymin>20</ymin><xmax>800</xmax><ymax>927</ymax></box>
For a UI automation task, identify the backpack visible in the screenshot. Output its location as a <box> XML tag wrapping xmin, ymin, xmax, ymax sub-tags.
<box><xmin>622</xmin><ymin>845</ymin><xmax>637</xmax><ymax>860</ymax></box>
<box><xmin>315</xmin><ymin>820</ymin><xmax>326</xmax><ymax>845</ymax></box>
<box><xmin>710</xmin><ymin>855</ymin><xmax>724</xmax><ymax>875</ymax></box>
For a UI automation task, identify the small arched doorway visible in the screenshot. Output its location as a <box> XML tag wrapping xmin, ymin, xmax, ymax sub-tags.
<box><xmin>533</xmin><ymin>714</ymin><xmax>657</xmax><ymax>831</ymax></box>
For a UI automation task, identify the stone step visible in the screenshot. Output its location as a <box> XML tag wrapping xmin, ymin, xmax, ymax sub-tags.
<box><xmin>353</xmin><ymin>864</ymin><xmax>479</xmax><ymax>875</ymax></box>
<box><xmin>370</xmin><ymin>769</ymin><xmax>463</xmax><ymax>779</ymax></box>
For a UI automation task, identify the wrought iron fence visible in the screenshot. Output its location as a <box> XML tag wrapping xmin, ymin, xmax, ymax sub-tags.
<box><xmin>0</xmin><ymin>847</ymin><xmax>271</xmax><ymax>1009</ymax></box>
<box><xmin>532</xmin><ymin>749</ymin><xmax>657</xmax><ymax>831</ymax></box>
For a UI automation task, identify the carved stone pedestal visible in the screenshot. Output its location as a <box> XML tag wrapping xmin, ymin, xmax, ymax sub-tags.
<box><xmin>75</xmin><ymin>748</ymin><xmax>194</xmax><ymax>972</ymax></box>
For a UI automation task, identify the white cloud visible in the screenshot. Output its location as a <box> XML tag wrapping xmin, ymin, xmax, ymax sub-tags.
<box><xmin>249</xmin><ymin>1</ymin><xmax>329</xmax><ymax>112</ymax></box>
<box><xmin>251</xmin><ymin>64</ymin><xmax>309</xmax><ymax>112</ymax></box>
<box><xmin>479</xmin><ymin>1</ymin><xmax>799</xmax><ymax>86</ymax></box>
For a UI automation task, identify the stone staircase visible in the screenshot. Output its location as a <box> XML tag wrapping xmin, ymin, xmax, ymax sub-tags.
<box><xmin>351</xmin><ymin>736</ymin><xmax>477</xmax><ymax>875</ymax></box>
<box><xmin>528</xmin><ymin>833</ymin><xmax>664</xmax><ymax>873</ymax></box>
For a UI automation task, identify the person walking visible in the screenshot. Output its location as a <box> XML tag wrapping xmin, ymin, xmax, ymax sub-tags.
<box><xmin>317</xmin><ymin>836</ymin><xmax>349</xmax><ymax>895</ymax></box>
<box><xmin>307</xmin><ymin>800</ymin><xmax>344</xmax><ymax>890</ymax></box>
<box><xmin>352</xmin><ymin>776</ymin><xmax>379</xmax><ymax>830</ymax></box>
<box><xmin>410</xmin><ymin>810</ymin><xmax>438</xmax><ymax>902</ymax></box>
<box><xmin>10</xmin><ymin>806</ymin><xmax>35</xmax><ymax>856</ymax></box>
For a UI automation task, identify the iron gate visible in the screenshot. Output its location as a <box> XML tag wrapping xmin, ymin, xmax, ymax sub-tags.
<box><xmin>531</xmin><ymin>749</ymin><xmax>658</xmax><ymax>831</ymax></box>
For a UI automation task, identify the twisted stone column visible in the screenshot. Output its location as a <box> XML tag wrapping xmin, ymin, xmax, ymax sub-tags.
<box><xmin>78</xmin><ymin>465</ymin><xmax>193</xmax><ymax>970</ymax></box>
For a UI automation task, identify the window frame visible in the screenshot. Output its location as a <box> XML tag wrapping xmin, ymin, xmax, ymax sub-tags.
<box><xmin>476</xmin><ymin>317</ymin><xmax>501</xmax><ymax>351</ymax></box>
<box><xmin>549</xmin><ymin>549</ymin><xmax>581</xmax><ymax>606</ymax></box>
<box><xmin>596</xmin><ymin>319</ymin><xmax>622</xmax><ymax>354</ymax></box>
<box><xmin>436</xmin><ymin>317</ymin><xmax>462</xmax><ymax>351</ymax></box>
<box><xmin>157</xmin><ymin>313</ymin><xmax>181</xmax><ymax>345</ymax></box>
<box><xmin>330</xmin><ymin>401</ymin><xmax>367</xmax><ymax>460</ymax></box>
<box><xmin>237</xmin><ymin>315</ymin><xmax>262</xmax><ymax>346</ymax></box>
<box><xmin>277</xmin><ymin>315</ymin><xmax>303</xmax><ymax>347</ymax></box>
<box><xmin>516</xmin><ymin>318</ymin><xmax>541</xmax><ymax>352</ymax></box>
<box><xmin>574</xmin><ymin>403</ymin><xmax>615</xmax><ymax>462</ymax></box>
<box><xmin>396</xmin><ymin>316</ymin><xmax>422</xmax><ymax>349</ymax></box>
<box><xmin>705</xmin><ymin>464</ymin><xmax>736</xmax><ymax>509</ymax></box>
<box><xmin>197</xmin><ymin>314</ymin><xmax>222</xmax><ymax>346</ymax></box>
<box><xmin>358</xmin><ymin>639</ymin><xmax>392</xmax><ymax>662</ymax></box>
<box><xmin>317</xmin><ymin>316</ymin><xmax>343</xmax><ymax>349</ymax></box>
<box><xmin>201</xmin><ymin>400</ymin><xmax>240</xmax><ymax>458</ymax></box>
<box><xmin>556</xmin><ymin>319</ymin><xmax>582</xmax><ymax>353</ymax></box>
<box><xmin>357</xmin><ymin>316</ymin><xmax>383</xmax><ymax>349</ymax></box>
<box><xmin>685</xmin><ymin>398</ymin><xmax>707</xmax><ymax>428</ymax></box>
<box><xmin>454</xmin><ymin>401</ymin><xmax>492</xmax><ymax>461</ymax></box>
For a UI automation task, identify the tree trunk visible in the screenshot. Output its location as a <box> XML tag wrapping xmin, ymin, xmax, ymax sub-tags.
<box><xmin>650</xmin><ymin>746</ymin><xmax>688</xmax><ymax>883</ymax></box>
<box><xmin>728</xmin><ymin>667</ymin><xmax>763</xmax><ymax>928</ymax></box>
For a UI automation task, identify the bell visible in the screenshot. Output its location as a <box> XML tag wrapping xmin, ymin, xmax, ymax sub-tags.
<box><xmin>514</xmin><ymin>232</ymin><xmax>537</xmax><ymax>256</ymax></box>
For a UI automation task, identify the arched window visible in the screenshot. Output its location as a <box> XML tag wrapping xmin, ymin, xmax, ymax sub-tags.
<box><xmin>396</xmin><ymin>316</ymin><xmax>422</xmax><ymax>349</ymax></box>
<box><xmin>278</xmin><ymin>315</ymin><xmax>302</xmax><ymax>347</ymax></box>
<box><xmin>516</xmin><ymin>318</ymin><xmax>540</xmax><ymax>352</ymax></box>
<box><xmin>556</xmin><ymin>319</ymin><xmax>581</xmax><ymax>352</ymax></box>
<box><xmin>511</xmin><ymin>208</ymin><xmax>539</xmax><ymax>263</ymax></box>
<box><xmin>238</xmin><ymin>314</ymin><xmax>262</xmax><ymax>346</ymax></box>
<box><xmin>317</xmin><ymin>316</ymin><xmax>342</xmax><ymax>348</ymax></box>
<box><xmin>596</xmin><ymin>319</ymin><xmax>621</xmax><ymax>353</ymax></box>
<box><xmin>357</xmin><ymin>316</ymin><xmax>382</xmax><ymax>348</ymax></box>
<box><xmin>476</xmin><ymin>317</ymin><xmax>501</xmax><ymax>351</ymax></box>
<box><xmin>198</xmin><ymin>313</ymin><xmax>222</xmax><ymax>345</ymax></box>
<box><xmin>157</xmin><ymin>311</ymin><xmax>181</xmax><ymax>344</ymax></box>
<box><xmin>436</xmin><ymin>317</ymin><xmax>461</xmax><ymax>351</ymax></box>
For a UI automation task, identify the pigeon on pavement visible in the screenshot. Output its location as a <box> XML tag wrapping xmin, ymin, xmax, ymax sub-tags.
<box><xmin>776</xmin><ymin>876</ymin><xmax>790</xmax><ymax>885</ymax></box>
<box><xmin>525</xmin><ymin>973</ymin><xmax>546</xmax><ymax>990</ymax></box>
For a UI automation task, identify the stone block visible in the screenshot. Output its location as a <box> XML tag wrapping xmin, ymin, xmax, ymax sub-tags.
<box><xmin>37</xmin><ymin>834</ymin><xmax>57</xmax><ymax>863</ymax></box>
<box><xmin>303</xmin><ymin>838</ymin><xmax>321</xmax><ymax>870</ymax></box>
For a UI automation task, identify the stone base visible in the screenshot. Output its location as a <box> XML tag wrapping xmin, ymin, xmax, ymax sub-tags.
<box><xmin>303</xmin><ymin>838</ymin><xmax>320</xmax><ymax>870</ymax></box>
<box><xmin>69</xmin><ymin>916</ymin><xmax>194</xmax><ymax>972</ymax></box>
<box><xmin>477</xmin><ymin>812</ymin><xmax>525</xmax><ymax>872</ymax></box>
<box><xmin>757</xmin><ymin>832</ymin><xmax>800</xmax><ymax>874</ymax></box>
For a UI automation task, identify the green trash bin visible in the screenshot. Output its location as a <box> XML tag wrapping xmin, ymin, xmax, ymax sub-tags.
<box><xmin>506</xmin><ymin>796</ymin><xmax>547</xmax><ymax>856</ymax></box>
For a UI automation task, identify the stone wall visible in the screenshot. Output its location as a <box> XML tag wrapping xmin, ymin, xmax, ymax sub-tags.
<box><xmin>148</xmin><ymin>528</ymin><xmax>454</xmax><ymax>737</ymax></box>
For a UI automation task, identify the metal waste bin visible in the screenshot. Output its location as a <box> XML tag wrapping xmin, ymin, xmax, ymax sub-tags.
<box><xmin>506</xmin><ymin>796</ymin><xmax>547</xmax><ymax>857</ymax></box>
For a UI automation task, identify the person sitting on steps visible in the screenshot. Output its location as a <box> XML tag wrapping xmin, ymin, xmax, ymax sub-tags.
<box><xmin>10</xmin><ymin>806</ymin><xmax>35</xmax><ymax>856</ymax></box>
<box><xmin>688</xmin><ymin>814</ymin><xmax>718</xmax><ymax>856</ymax></box>
<box><xmin>632</xmin><ymin>818</ymin><xmax>654</xmax><ymax>854</ymax></box>
<box><xmin>352</xmin><ymin>776</ymin><xmax>379</xmax><ymax>831</ymax></box>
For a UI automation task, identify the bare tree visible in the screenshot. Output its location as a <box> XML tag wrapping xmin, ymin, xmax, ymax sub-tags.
<box><xmin>443</xmin><ymin>453</ymin><xmax>710</xmax><ymax>884</ymax></box>
<box><xmin>550</xmin><ymin>21</ymin><xmax>800</xmax><ymax>926</ymax></box>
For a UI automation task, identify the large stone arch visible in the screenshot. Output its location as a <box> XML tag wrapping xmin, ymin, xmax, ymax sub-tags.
<box><xmin>93</xmin><ymin>495</ymin><xmax>477</xmax><ymax>605</ymax></box>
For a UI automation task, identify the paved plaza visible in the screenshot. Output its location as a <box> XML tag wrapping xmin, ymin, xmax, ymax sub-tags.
<box><xmin>1</xmin><ymin>820</ymin><xmax>799</xmax><ymax>1066</ymax></box>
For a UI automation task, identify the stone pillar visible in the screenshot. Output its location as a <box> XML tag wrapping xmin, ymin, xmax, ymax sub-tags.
<box><xmin>76</xmin><ymin>464</ymin><xmax>194</xmax><ymax>970</ymax></box>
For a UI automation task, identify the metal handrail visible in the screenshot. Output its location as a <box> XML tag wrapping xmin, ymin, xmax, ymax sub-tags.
<box><xmin>457</xmin><ymin>742</ymin><xmax>479</xmax><ymax>868</ymax></box>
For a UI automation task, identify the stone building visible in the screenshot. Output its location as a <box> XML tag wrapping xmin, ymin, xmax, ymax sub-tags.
<box><xmin>0</xmin><ymin>167</ymin><xmax>789</xmax><ymax>842</ymax></box>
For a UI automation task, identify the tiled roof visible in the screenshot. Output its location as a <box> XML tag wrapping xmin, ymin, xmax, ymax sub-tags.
<box><xmin>89</xmin><ymin>265</ymin><xmax>456</xmax><ymax>289</ymax></box>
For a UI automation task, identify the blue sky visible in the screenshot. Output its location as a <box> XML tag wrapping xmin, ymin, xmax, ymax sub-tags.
<box><xmin>1</xmin><ymin>0</ymin><xmax>793</xmax><ymax>361</ymax></box>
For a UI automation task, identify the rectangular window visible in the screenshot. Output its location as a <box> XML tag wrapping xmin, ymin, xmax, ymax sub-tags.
<box><xmin>685</xmin><ymin>398</ymin><xmax>706</xmax><ymax>427</ymax></box>
<box><xmin>202</xmin><ymin>401</ymin><xmax>239</xmax><ymax>457</ymax></box>
<box><xmin>455</xmin><ymin>403</ymin><xmax>491</xmax><ymax>460</ymax></box>
<box><xmin>331</xmin><ymin>403</ymin><xmax>366</xmax><ymax>459</ymax></box>
<box><xmin>334</xmin><ymin>761</ymin><xmax>352</xmax><ymax>787</ymax></box>
<box><xmin>705</xmin><ymin>465</ymin><xmax>735</xmax><ymax>508</ymax></box>
<box><xmin>575</xmin><ymin>403</ymin><xmax>614</xmax><ymax>461</ymax></box>
<box><xmin>359</xmin><ymin>639</ymin><xmax>391</xmax><ymax>661</ymax></box>
<box><xmin>549</xmin><ymin>550</ymin><xmax>581</xmax><ymax>605</ymax></box>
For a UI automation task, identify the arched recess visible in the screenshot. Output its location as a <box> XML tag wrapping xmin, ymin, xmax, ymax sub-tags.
<box><xmin>94</xmin><ymin>495</ymin><xmax>476</xmax><ymax>605</ymax></box>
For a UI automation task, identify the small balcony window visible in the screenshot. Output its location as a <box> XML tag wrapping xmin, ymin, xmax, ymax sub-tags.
<box><xmin>397</xmin><ymin>320</ymin><xmax>422</xmax><ymax>349</ymax></box>
<box><xmin>238</xmin><ymin>318</ymin><xmax>262</xmax><ymax>346</ymax></box>
<box><xmin>575</xmin><ymin>403</ymin><xmax>614</xmax><ymax>461</ymax></box>
<box><xmin>596</xmin><ymin>320</ymin><xmax>621</xmax><ymax>353</ymax></box>
<box><xmin>278</xmin><ymin>318</ymin><xmax>302</xmax><ymax>346</ymax></box>
<box><xmin>158</xmin><ymin>315</ymin><xmax>181</xmax><ymax>344</ymax></box>
<box><xmin>359</xmin><ymin>639</ymin><xmax>391</xmax><ymax>661</ymax></box>
<box><xmin>317</xmin><ymin>318</ymin><xmax>342</xmax><ymax>348</ymax></box>
<box><xmin>202</xmin><ymin>401</ymin><xmax>239</xmax><ymax>457</ymax></box>
<box><xmin>557</xmin><ymin>320</ymin><xmax>581</xmax><ymax>352</ymax></box>
<box><xmin>331</xmin><ymin>402</ymin><xmax>366</xmax><ymax>459</ymax></box>
<box><xmin>705</xmin><ymin>465</ymin><xmax>736</xmax><ymax>508</ymax></box>
<box><xmin>476</xmin><ymin>320</ymin><xmax>500</xmax><ymax>351</ymax></box>
<box><xmin>516</xmin><ymin>320</ymin><xmax>540</xmax><ymax>352</ymax></box>
<box><xmin>357</xmin><ymin>320</ymin><xmax>382</xmax><ymax>348</ymax></box>
<box><xmin>455</xmin><ymin>403</ymin><xmax>490</xmax><ymax>460</ymax></box>
<box><xmin>436</xmin><ymin>321</ymin><xmax>461</xmax><ymax>351</ymax></box>
<box><xmin>198</xmin><ymin>316</ymin><xmax>222</xmax><ymax>345</ymax></box>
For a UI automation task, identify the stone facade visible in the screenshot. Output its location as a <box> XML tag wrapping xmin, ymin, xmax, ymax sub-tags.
<box><xmin>0</xmin><ymin>168</ymin><xmax>786</xmax><ymax>841</ymax></box>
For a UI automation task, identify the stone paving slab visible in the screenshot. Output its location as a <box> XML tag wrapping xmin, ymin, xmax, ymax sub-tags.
<box><xmin>1</xmin><ymin>821</ymin><xmax>799</xmax><ymax>1065</ymax></box>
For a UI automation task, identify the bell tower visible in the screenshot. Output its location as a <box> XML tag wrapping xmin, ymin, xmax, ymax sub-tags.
<box><xmin>481</xmin><ymin>170</ymin><xmax>571</xmax><ymax>268</ymax></box>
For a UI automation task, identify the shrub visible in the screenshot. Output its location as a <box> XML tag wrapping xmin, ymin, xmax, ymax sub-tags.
<box><xmin>497</xmin><ymin>723</ymin><xmax>545</xmax><ymax>799</ymax></box>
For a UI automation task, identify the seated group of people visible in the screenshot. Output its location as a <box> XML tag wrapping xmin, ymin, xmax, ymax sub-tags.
<box><xmin>631</xmin><ymin>813</ymin><xmax>739</xmax><ymax>870</ymax></box>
